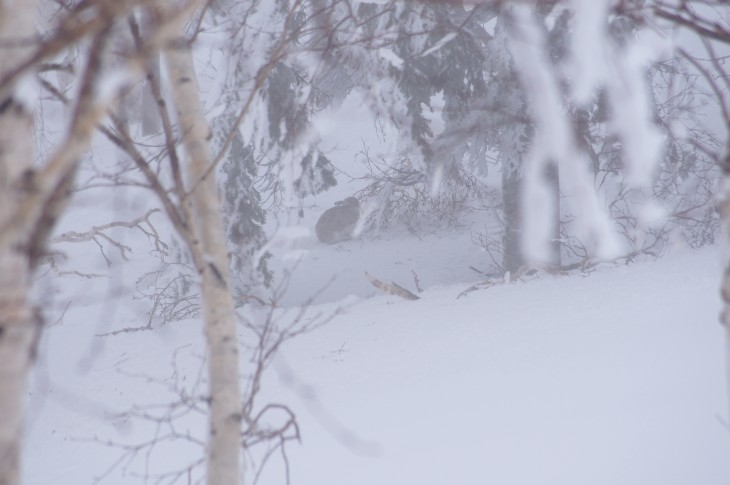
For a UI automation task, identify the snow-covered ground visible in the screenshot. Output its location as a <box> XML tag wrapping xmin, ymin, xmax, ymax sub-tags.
<box><xmin>23</xmin><ymin>232</ymin><xmax>730</xmax><ymax>484</ymax></box>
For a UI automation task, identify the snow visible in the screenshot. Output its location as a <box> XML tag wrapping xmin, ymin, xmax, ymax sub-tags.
<box><xmin>265</xmin><ymin>244</ymin><xmax>729</xmax><ymax>485</ymax></box>
<box><xmin>569</xmin><ymin>0</ymin><xmax>610</xmax><ymax>103</ymax></box>
<box><xmin>507</xmin><ymin>8</ymin><xmax>622</xmax><ymax>262</ymax></box>
<box><xmin>377</xmin><ymin>48</ymin><xmax>403</xmax><ymax>70</ymax></box>
<box><xmin>607</xmin><ymin>38</ymin><xmax>668</xmax><ymax>190</ymax></box>
<box><xmin>419</xmin><ymin>32</ymin><xmax>458</xmax><ymax>58</ymax></box>
<box><xmin>23</xmin><ymin>234</ymin><xmax>730</xmax><ymax>484</ymax></box>
<box><xmin>13</xmin><ymin>74</ymin><xmax>40</xmax><ymax>114</ymax></box>
<box><xmin>16</xmin><ymin>5</ymin><xmax>730</xmax><ymax>484</ymax></box>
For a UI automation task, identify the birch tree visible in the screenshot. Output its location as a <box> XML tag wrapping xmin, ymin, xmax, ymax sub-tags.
<box><xmin>0</xmin><ymin>1</ymin><xmax>150</xmax><ymax>482</ymax></box>
<box><xmin>0</xmin><ymin>2</ymin><xmax>238</xmax><ymax>483</ymax></box>
<box><xmin>158</xmin><ymin>3</ymin><xmax>243</xmax><ymax>482</ymax></box>
<box><xmin>0</xmin><ymin>2</ymin><xmax>41</xmax><ymax>482</ymax></box>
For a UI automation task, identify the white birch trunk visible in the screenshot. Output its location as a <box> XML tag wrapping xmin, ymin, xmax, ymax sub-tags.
<box><xmin>162</xmin><ymin>12</ymin><xmax>243</xmax><ymax>485</ymax></box>
<box><xmin>0</xmin><ymin>2</ymin><xmax>40</xmax><ymax>483</ymax></box>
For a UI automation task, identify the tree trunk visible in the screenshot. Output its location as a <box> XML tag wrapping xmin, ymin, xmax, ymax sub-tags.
<box><xmin>140</xmin><ymin>9</ymin><xmax>161</xmax><ymax>136</ymax></box>
<box><xmin>141</xmin><ymin>53</ymin><xmax>162</xmax><ymax>135</ymax></box>
<box><xmin>1</xmin><ymin>8</ymin><xmax>136</xmax><ymax>483</ymax></box>
<box><xmin>0</xmin><ymin>2</ymin><xmax>40</xmax><ymax>483</ymax></box>
<box><xmin>500</xmin><ymin>116</ymin><xmax>531</xmax><ymax>274</ymax></box>
<box><xmin>502</xmin><ymin>158</ymin><xmax>523</xmax><ymax>273</ymax></box>
<box><xmin>720</xmin><ymin>167</ymin><xmax>730</xmax><ymax>422</ymax></box>
<box><xmin>545</xmin><ymin>160</ymin><xmax>561</xmax><ymax>268</ymax></box>
<box><xmin>162</xmin><ymin>12</ymin><xmax>243</xmax><ymax>485</ymax></box>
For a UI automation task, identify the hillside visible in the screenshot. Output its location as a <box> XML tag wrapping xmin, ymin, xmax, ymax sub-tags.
<box><xmin>23</xmin><ymin>237</ymin><xmax>730</xmax><ymax>484</ymax></box>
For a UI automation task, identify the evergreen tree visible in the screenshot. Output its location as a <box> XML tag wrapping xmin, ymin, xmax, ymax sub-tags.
<box><xmin>209</xmin><ymin>0</ymin><xmax>340</xmax><ymax>296</ymax></box>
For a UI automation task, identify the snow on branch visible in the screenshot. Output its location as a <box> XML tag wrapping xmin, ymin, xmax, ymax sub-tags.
<box><xmin>507</xmin><ymin>5</ymin><xmax>622</xmax><ymax>263</ymax></box>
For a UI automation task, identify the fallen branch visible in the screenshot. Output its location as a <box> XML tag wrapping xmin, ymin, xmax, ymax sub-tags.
<box><xmin>365</xmin><ymin>272</ymin><xmax>420</xmax><ymax>301</ymax></box>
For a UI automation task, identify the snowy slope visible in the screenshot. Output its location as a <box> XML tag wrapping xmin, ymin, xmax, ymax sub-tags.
<box><xmin>263</xmin><ymin>245</ymin><xmax>729</xmax><ymax>485</ymax></box>
<box><xmin>23</xmin><ymin>242</ymin><xmax>730</xmax><ymax>484</ymax></box>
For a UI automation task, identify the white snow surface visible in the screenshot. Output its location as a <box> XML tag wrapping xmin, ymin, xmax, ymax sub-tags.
<box><xmin>23</xmin><ymin>234</ymin><xmax>730</xmax><ymax>484</ymax></box>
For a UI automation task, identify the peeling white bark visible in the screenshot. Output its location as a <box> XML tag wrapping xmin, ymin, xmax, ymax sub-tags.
<box><xmin>162</xmin><ymin>9</ymin><xmax>243</xmax><ymax>485</ymax></box>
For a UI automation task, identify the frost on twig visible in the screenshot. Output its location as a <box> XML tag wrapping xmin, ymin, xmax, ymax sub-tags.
<box><xmin>91</xmin><ymin>282</ymin><xmax>343</xmax><ymax>484</ymax></box>
<box><xmin>456</xmin><ymin>260</ymin><xmax>600</xmax><ymax>299</ymax></box>
<box><xmin>53</xmin><ymin>209</ymin><xmax>165</xmax><ymax>265</ymax></box>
